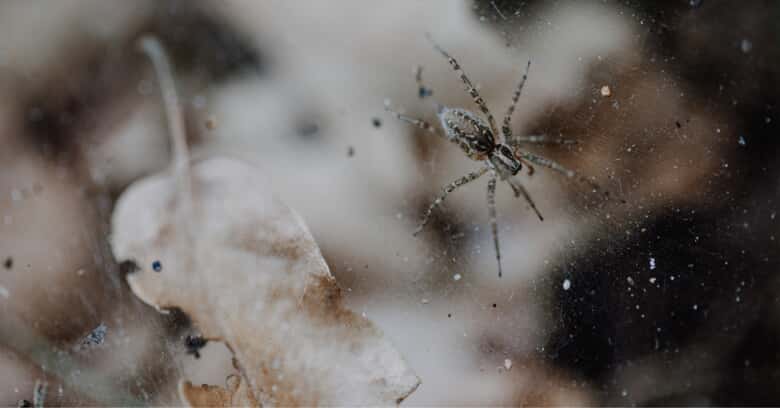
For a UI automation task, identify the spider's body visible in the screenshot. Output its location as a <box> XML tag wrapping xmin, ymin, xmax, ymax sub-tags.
<box><xmin>385</xmin><ymin>35</ymin><xmax>603</xmax><ymax>277</ymax></box>
<box><xmin>438</xmin><ymin>106</ymin><xmax>522</xmax><ymax>179</ymax></box>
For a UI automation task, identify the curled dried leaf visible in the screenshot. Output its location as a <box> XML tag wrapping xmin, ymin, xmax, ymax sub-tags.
<box><xmin>110</xmin><ymin>35</ymin><xmax>419</xmax><ymax>406</ymax></box>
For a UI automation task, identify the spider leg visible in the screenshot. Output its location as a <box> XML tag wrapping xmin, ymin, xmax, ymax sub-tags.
<box><xmin>385</xmin><ymin>99</ymin><xmax>474</xmax><ymax>154</ymax></box>
<box><xmin>413</xmin><ymin>166</ymin><xmax>489</xmax><ymax>236</ymax></box>
<box><xmin>507</xmin><ymin>178</ymin><xmax>544</xmax><ymax>221</ymax></box>
<box><xmin>384</xmin><ymin>99</ymin><xmax>440</xmax><ymax>136</ymax></box>
<box><xmin>426</xmin><ymin>33</ymin><xmax>499</xmax><ymax>136</ymax></box>
<box><xmin>487</xmin><ymin>172</ymin><xmax>503</xmax><ymax>278</ymax></box>
<box><xmin>508</xmin><ymin>134</ymin><xmax>578</xmax><ymax>146</ymax></box>
<box><xmin>516</xmin><ymin>150</ymin><xmax>623</xmax><ymax>202</ymax></box>
<box><xmin>501</xmin><ymin>60</ymin><xmax>531</xmax><ymax>141</ymax></box>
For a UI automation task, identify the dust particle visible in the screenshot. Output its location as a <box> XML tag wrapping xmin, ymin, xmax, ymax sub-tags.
<box><xmin>185</xmin><ymin>335</ymin><xmax>208</xmax><ymax>359</ymax></box>
<box><xmin>347</xmin><ymin>146</ymin><xmax>355</xmax><ymax>157</ymax></box>
<box><xmin>504</xmin><ymin>358</ymin><xmax>513</xmax><ymax>371</ymax></box>
<box><xmin>80</xmin><ymin>323</ymin><xmax>108</xmax><ymax>348</ymax></box>
<box><xmin>33</xmin><ymin>380</ymin><xmax>47</xmax><ymax>408</ymax></box>
<box><xmin>740</xmin><ymin>39</ymin><xmax>753</xmax><ymax>54</ymax></box>
<box><xmin>296</xmin><ymin>121</ymin><xmax>320</xmax><ymax>138</ymax></box>
<box><xmin>4</xmin><ymin>257</ymin><xmax>12</xmax><ymax>269</ymax></box>
<box><xmin>372</xmin><ymin>117</ymin><xmax>382</xmax><ymax>128</ymax></box>
<box><xmin>205</xmin><ymin>115</ymin><xmax>217</xmax><ymax>130</ymax></box>
<box><xmin>152</xmin><ymin>260</ymin><xmax>162</xmax><ymax>272</ymax></box>
<box><xmin>600</xmin><ymin>85</ymin><xmax>612</xmax><ymax>97</ymax></box>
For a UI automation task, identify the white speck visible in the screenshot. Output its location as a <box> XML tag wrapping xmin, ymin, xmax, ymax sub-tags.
<box><xmin>421</xmin><ymin>298</ymin><xmax>429</xmax><ymax>304</ymax></box>
<box><xmin>395</xmin><ymin>212</ymin><xmax>403</xmax><ymax>220</ymax></box>
<box><xmin>771</xmin><ymin>212</ymin><xmax>776</xmax><ymax>220</ymax></box>
<box><xmin>0</xmin><ymin>286</ymin><xmax>9</xmax><ymax>299</ymax></box>
<box><xmin>361</xmin><ymin>311</ymin><xmax>367</xmax><ymax>318</ymax></box>
<box><xmin>649</xmin><ymin>257</ymin><xmax>656</xmax><ymax>270</ymax></box>
<box><xmin>10</xmin><ymin>189</ymin><xmax>22</xmax><ymax>201</ymax></box>
<box><xmin>562</xmin><ymin>279</ymin><xmax>571</xmax><ymax>291</ymax></box>
<box><xmin>453</xmin><ymin>273</ymin><xmax>462</xmax><ymax>281</ymax></box>
<box><xmin>736</xmin><ymin>296</ymin><xmax>741</xmax><ymax>303</ymax></box>
<box><xmin>741</xmin><ymin>38</ymin><xmax>753</xmax><ymax>53</ymax></box>
<box><xmin>600</xmin><ymin>85</ymin><xmax>612</xmax><ymax>97</ymax></box>
<box><xmin>504</xmin><ymin>358</ymin><xmax>513</xmax><ymax>371</ymax></box>
<box><xmin>649</xmin><ymin>277</ymin><xmax>657</xmax><ymax>284</ymax></box>
<box><xmin>191</xmin><ymin>95</ymin><xmax>207</xmax><ymax>109</ymax></box>
<box><xmin>271</xmin><ymin>384</ymin><xmax>278</xmax><ymax>392</ymax></box>
<box><xmin>692</xmin><ymin>304</ymin><xmax>698</xmax><ymax>310</ymax></box>
<box><xmin>738</xmin><ymin>136</ymin><xmax>746</xmax><ymax>146</ymax></box>
<box><xmin>626</xmin><ymin>276</ymin><xmax>635</xmax><ymax>286</ymax></box>
<box><xmin>621</xmin><ymin>389</ymin><xmax>628</xmax><ymax>397</ymax></box>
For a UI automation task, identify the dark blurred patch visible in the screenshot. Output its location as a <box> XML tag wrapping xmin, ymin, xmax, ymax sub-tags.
<box><xmin>143</xmin><ymin>0</ymin><xmax>266</xmax><ymax>82</ymax></box>
<box><xmin>469</xmin><ymin>0</ymin><xmax>780</xmax><ymax>404</ymax></box>
<box><xmin>17</xmin><ymin>0</ymin><xmax>266</xmax><ymax>163</ymax></box>
<box><xmin>545</xmin><ymin>202</ymin><xmax>779</xmax><ymax>404</ymax></box>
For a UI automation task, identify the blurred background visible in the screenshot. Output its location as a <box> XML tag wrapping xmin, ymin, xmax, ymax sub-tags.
<box><xmin>1</xmin><ymin>0</ymin><xmax>779</xmax><ymax>405</ymax></box>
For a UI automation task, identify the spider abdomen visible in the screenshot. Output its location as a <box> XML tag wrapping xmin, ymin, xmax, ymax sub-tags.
<box><xmin>438</xmin><ymin>107</ymin><xmax>495</xmax><ymax>160</ymax></box>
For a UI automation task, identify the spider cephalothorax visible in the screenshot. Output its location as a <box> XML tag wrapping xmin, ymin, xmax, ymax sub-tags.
<box><xmin>385</xmin><ymin>35</ymin><xmax>609</xmax><ymax>277</ymax></box>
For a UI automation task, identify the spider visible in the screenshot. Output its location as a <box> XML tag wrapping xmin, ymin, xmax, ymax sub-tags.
<box><xmin>385</xmin><ymin>35</ymin><xmax>611</xmax><ymax>278</ymax></box>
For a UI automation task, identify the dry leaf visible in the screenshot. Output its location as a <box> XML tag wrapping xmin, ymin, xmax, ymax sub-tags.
<box><xmin>110</xmin><ymin>36</ymin><xmax>419</xmax><ymax>406</ymax></box>
<box><xmin>179</xmin><ymin>375</ymin><xmax>258</xmax><ymax>407</ymax></box>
